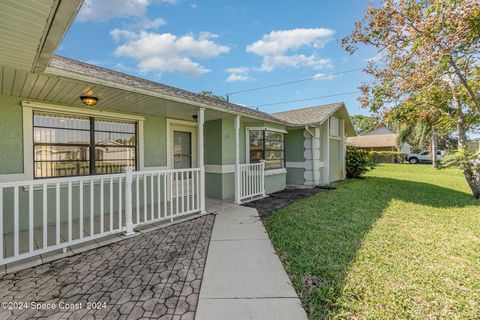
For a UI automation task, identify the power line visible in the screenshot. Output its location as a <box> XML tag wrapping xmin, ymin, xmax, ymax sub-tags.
<box><xmin>251</xmin><ymin>90</ymin><xmax>360</xmax><ymax>108</ymax></box>
<box><xmin>225</xmin><ymin>67</ymin><xmax>363</xmax><ymax>98</ymax></box>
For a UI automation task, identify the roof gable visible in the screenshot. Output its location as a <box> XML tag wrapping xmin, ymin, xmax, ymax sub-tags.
<box><xmin>272</xmin><ymin>103</ymin><xmax>357</xmax><ymax>136</ymax></box>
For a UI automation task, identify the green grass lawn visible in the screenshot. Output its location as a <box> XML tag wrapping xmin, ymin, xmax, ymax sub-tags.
<box><xmin>264</xmin><ymin>164</ymin><xmax>480</xmax><ymax>319</ymax></box>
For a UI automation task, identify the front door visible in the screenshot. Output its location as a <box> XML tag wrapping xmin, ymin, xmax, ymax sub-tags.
<box><xmin>168</xmin><ymin>122</ymin><xmax>197</xmax><ymax>169</ymax></box>
<box><xmin>173</xmin><ymin>130</ymin><xmax>192</xmax><ymax>169</ymax></box>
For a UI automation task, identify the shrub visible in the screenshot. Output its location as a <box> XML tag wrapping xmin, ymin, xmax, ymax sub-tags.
<box><xmin>369</xmin><ymin>151</ymin><xmax>406</xmax><ymax>163</ymax></box>
<box><xmin>346</xmin><ymin>147</ymin><xmax>372</xmax><ymax>178</ymax></box>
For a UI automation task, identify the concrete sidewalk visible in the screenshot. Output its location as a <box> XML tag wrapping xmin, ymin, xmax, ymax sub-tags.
<box><xmin>196</xmin><ymin>205</ymin><xmax>307</xmax><ymax>320</ymax></box>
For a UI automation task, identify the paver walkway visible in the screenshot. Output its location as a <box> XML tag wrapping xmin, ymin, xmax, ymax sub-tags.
<box><xmin>0</xmin><ymin>214</ymin><xmax>214</xmax><ymax>320</ymax></box>
<box><xmin>196</xmin><ymin>205</ymin><xmax>308</xmax><ymax>320</ymax></box>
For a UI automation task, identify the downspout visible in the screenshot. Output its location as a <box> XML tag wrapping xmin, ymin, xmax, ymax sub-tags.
<box><xmin>305</xmin><ymin>126</ymin><xmax>317</xmax><ymax>187</ymax></box>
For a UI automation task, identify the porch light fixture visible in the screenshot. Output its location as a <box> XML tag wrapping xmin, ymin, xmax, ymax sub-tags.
<box><xmin>192</xmin><ymin>115</ymin><xmax>198</xmax><ymax>121</ymax></box>
<box><xmin>80</xmin><ymin>96</ymin><xmax>99</xmax><ymax>106</ymax></box>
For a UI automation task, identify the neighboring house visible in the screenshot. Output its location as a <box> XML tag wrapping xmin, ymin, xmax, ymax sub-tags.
<box><xmin>0</xmin><ymin>0</ymin><xmax>355</xmax><ymax>266</ymax></box>
<box><xmin>273</xmin><ymin>103</ymin><xmax>356</xmax><ymax>185</ymax></box>
<box><xmin>347</xmin><ymin>126</ymin><xmax>412</xmax><ymax>154</ymax></box>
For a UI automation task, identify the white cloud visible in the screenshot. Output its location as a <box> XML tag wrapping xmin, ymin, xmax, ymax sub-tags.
<box><xmin>78</xmin><ymin>0</ymin><xmax>177</xmax><ymax>22</ymax></box>
<box><xmin>135</xmin><ymin>17</ymin><xmax>166</xmax><ymax>30</ymax></box>
<box><xmin>113</xmin><ymin>31</ymin><xmax>230</xmax><ymax>76</ymax></box>
<box><xmin>190</xmin><ymin>4</ymin><xmax>198</xmax><ymax>10</ymax></box>
<box><xmin>260</xmin><ymin>55</ymin><xmax>332</xmax><ymax>72</ymax></box>
<box><xmin>199</xmin><ymin>32</ymin><xmax>219</xmax><ymax>40</ymax></box>
<box><xmin>246</xmin><ymin>28</ymin><xmax>334</xmax><ymax>72</ymax></box>
<box><xmin>313</xmin><ymin>72</ymin><xmax>337</xmax><ymax>81</ymax></box>
<box><xmin>226</xmin><ymin>67</ymin><xmax>252</xmax><ymax>82</ymax></box>
<box><xmin>247</xmin><ymin>28</ymin><xmax>334</xmax><ymax>56</ymax></box>
<box><xmin>111</xmin><ymin>29</ymin><xmax>138</xmax><ymax>41</ymax></box>
<box><xmin>78</xmin><ymin>0</ymin><xmax>150</xmax><ymax>22</ymax></box>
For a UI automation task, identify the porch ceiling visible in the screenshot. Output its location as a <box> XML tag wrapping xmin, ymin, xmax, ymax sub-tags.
<box><xmin>0</xmin><ymin>65</ymin><xmax>233</xmax><ymax>122</ymax></box>
<box><xmin>0</xmin><ymin>0</ymin><xmax>83</xmax><ymax>73</ymax></box>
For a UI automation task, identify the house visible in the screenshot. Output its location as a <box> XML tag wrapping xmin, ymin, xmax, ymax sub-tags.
<box><xmin>0</xmin><ymin>0</ymin><xmax>355</xmax><ymax>266</ymax></box>
<box><xmin>346</xmin><ymin>126</ymin><xmax>412</xmax><ymax>154</ymax></box>
<box><xmin>273</xmin><ymin>103</ymin><xmax>356</xmax><ymax>185</ymax></box>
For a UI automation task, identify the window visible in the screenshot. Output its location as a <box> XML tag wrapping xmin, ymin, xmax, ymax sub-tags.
<box><xmin>249</xmin><ymin>130</ymin><xmax>284</xmax><ymax>169</ymax></box>
<box><xmin>329</xmin><ymin>117</ymin><xmax>340</xmax><ymax>137</ymax></box>
<box><xmin>173</xmin><ymin>131</ymin><xmax>192</xmax><ymax>169</ymax></box>
<box><xmin>33</xmin><ymin>111</ymin><xmax>137</xmax><ymax>178</ymax></box>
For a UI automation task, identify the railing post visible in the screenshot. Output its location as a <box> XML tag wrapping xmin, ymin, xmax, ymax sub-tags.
<box><xmin>198</xmin><ymin>108</ymin><xmax>207</xmax><ymax>214</ymax></box>
<box><xmin>124</xmin><ymin>166</ymin><xmax>135</xmax><ymax>235</ymax></box>
<box><xmin>260</xmin><ymin>160</ymin><xmax>266</xmax><ymax>197</ymax></box>
<box><xmin>234</xmin><ymin>115</ymin><xmax>241</xmax><ymax>204</ymax></box>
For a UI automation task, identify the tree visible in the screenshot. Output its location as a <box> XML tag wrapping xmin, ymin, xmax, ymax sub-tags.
<box><xmin>350</xmin><ymin>115</ymin><xmax>380</xmax><ymax>135</ymax></box>
<box><xmin>342</xmin><ymin>0</ymin><xmax>480</xmax><ymax>113</ymax></box>
<box><xmin>343</xmin><ymin>0</ymin><xmax>480</xmax><ymax>196</ymax></box>
<box><xmin>198</xmin><ymin>90</ymin><xmax>227</xmax><ymax>101</ymax></box>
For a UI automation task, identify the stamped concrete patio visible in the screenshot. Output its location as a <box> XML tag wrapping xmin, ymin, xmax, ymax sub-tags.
<box><xmin>0</xmin><ymin>214</ymin><xmax>214</xmax><ymax>320</ymax></box>
<box><xmin>0</xmin><ymin>199</ymin><xmax>307</xmax><ymax>320</ymax></box>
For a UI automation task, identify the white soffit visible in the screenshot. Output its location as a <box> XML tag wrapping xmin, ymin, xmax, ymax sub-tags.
<box><xmin>0</xmin><ymin>0</ymin><xmax>83</xmax><ymax>72</ymax></box>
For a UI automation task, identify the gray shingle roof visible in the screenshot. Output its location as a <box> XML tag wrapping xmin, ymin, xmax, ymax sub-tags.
<box><xmin>272</xmin><ymin>102</ymin><xmax>343</xmax><ymax>125</ymax></box>
<box><xmin>49</xmin><ymin>56</ymin><xmax>288</xmax><ymax>124</ymax></box>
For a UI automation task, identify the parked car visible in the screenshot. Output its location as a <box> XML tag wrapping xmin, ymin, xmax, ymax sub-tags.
<box><xmin>405</xmin><ymin>150</ymin><xmax>446</xmax><ymax>164</ymax></box>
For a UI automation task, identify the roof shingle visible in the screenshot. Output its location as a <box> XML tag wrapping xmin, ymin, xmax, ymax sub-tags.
<box><xmin>49</xmin><ymin>56</ymin><xmax>288</xmax><ymax>124</ymax></box>
<box><xmin>272</xmin><ymin>103</ymin><xmax>343</xmax><ymax>125</ymax></box>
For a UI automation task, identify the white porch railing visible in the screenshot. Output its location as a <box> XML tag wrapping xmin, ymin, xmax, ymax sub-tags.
<box><xmin>0</xmin><ymin>167</ymin><xmax>203</xmax><ymax>265</ymax></box>
<box><xmin>238</xmin><ymin>162</ymin><xmax>265</xmax><ymax>202</ymax></box>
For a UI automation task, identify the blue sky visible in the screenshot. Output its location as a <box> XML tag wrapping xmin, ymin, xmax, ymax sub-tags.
<box><xmin>59</xmin><ymin>0</ymin><xmax>377</xmax><ymax>116</ymax></box>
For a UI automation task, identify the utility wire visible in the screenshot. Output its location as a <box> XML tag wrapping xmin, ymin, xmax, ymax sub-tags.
<box><xmin>225</xmin><ymin>67</ymin><xmax>363</xmax><ymax>98</ymax></box>
<box><xmin>251</xmin><ymin>90</ymin><xmax>360</xmax><ymax>108</ymax></box>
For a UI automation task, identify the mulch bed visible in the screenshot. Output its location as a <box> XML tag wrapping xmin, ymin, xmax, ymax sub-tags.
<box><xmin>242</xmin><ymin>187</ymin><xmax>326</xmax><ymax>218</ymax></box>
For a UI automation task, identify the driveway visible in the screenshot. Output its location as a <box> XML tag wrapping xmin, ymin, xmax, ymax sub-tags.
<box><xmin>0</xmin><ymin>214</ymin><xmax>214</xmax><ymax>320</ymax></box>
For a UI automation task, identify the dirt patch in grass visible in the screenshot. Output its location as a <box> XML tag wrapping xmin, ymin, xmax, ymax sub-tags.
<box><xmin>243</xmin><ymin>187</ymin><xmax>325</xmax><ymax>218</ymax></box>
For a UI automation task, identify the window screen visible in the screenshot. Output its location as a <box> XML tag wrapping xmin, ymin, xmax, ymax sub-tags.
<box><xmin>33</xmin><ymin>111</ymin><xmax>137</xmax><ymax>178</ymax></box>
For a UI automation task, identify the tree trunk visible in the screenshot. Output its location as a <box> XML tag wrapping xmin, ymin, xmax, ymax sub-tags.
<box><xmin>456</xmin><ymin>98</ymin><xmax>467</xmax><ymax>151</ymax></box>
<box><xmin>431</xmin><ymin>126</ymin><xmax>438</xmax><ymax>168</ymax></box>
<box><xmin>463</xmin><ymin>168</ymin><xmax>480</xmax><ymax>199</ymax></box>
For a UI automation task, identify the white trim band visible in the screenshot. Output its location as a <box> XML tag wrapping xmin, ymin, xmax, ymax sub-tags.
<box><xmin>286</xmin><ymin>162</ymin><xmax>304</xmax><ymax>168</ymax></box>
<box><xmin>265</xmin><ymin>168</ymin><xmax>287</xmax><ymax>176</ymax></box>
<box><xmin>205</xmin><ymin>164</ymin><xmax>235</xmax><ymax>174</ymax></box>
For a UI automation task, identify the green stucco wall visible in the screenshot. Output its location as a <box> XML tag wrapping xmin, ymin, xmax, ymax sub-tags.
<box><xmin>286</xmin><ymin>168</ymin><xmax>305</xmax><ymax>186</ymax></box>
<box><xmin>143</xmin><ymin>115</ymin><xmax>167</xmax><ymax>167</ymax></box>
<box><xmin>265</xmin><ymin>173</ymin><xmax>286</xmax><ymax>194</ymax></box>
<box><xmin>204</xmin><ymin>118</ymin><xmax>288</xmax><ymax>199</ymax></box>
<box><xmin>0</xmin><ymin>96</ymin><xmax>25</xmax><ymax>174</ymax></box>
<box><xmin>205</xmin><ymin>172</ymin><xmax>223</xmax><ymax>199</ymax></box>
<box><xmin>285</xmin><ymin>129</ymin><xmax>304</xmax><ymax>162</ymax></box>
<box><xmin>222</xmin><ymin>118</ymin><xmax>236</xmax><ymax>165</ymax></box>
<box><xmin>205</xmin><ymin>119</ymin><xmax>223</xmax><ymax>165</ymax></box>
<box><xmin>329</xmin><ymin>138</ymin><xmax>343</xmax><ymax>182</ymax></box>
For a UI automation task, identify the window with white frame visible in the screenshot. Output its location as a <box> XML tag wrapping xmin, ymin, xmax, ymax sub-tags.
<box><xmin>33</xmin><ymin>111</ymin><xmax>137</xmax><ymax>178</ymax></box>
<box><xmin>249</xmin><ymin>130</ymin><xmax>284</xmax><ymax>169</ymax></box>
<box><xmin>329</xmin><ymin>117</ymin><xmax>340</xmax><ymax>137</ymax></box>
